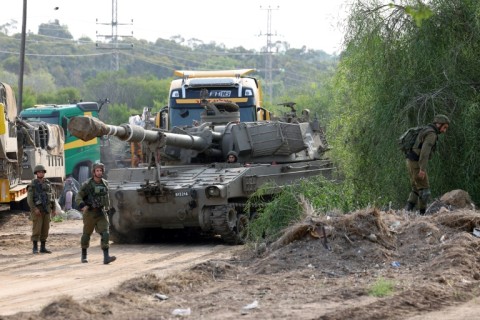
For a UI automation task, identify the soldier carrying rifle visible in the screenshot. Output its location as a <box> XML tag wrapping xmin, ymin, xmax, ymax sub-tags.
<box><xmin>27</xmin><ymin>164</ymin><xmax>56</xmax><ymax>254</ymax></box>
<box><xmin>76</xmin><ymin>162</ymin><xmax>116</xmax><ymax>264</ymax></box>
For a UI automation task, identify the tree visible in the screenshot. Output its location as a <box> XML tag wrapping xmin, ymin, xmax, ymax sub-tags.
<box><xmin>2</xmin><ymin>56</ymin><xmax>31</xmax><ymax>74</ymax></box>
<box><xmin>38</xmin><ymin>20</ymin><xmax>73</xmax><ymax>39</ymax></box>
<box><xmin>25</xmin><ymin>71</ymin><xmax>56</xmax><ymax>93</ymax></box>
<box><xmin>0</xmin><ymin>20</ymin><xmax>18</xmax><ymax>35</ymax></box>
<box><xmin>330</xmin><ymin>0</ymin><xmax>480</xmax><ymax>205</ymax></box>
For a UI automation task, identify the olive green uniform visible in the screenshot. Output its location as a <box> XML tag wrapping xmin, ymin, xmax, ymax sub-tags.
<box><xmin>75</xmin><ymin>178</ymin><xmax>111</xmax><ymax>249</ymax></box>
<box><xmin>27</xmin><ymin>178</ymin><xmax>55</xmax><ymax>243</ymax></box>
<box><xmin>406</xmin><ymin>124</ymin><xmax>438</xmax><ymax>211</ymax></box>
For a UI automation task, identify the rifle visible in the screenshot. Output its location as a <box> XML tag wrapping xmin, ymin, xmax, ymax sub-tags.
<box><xmin>33</xmin><ymin>180</ymin><xmax>48</xmax><ymax>212</ymax></box>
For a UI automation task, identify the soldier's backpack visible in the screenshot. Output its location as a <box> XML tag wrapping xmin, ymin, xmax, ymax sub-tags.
<box><xmin>398</xmin><ymin>126</ymin><xmax>428</xmax><ymax>154</ymax></box>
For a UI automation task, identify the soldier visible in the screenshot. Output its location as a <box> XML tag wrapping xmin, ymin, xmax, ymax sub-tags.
<box><xmin>75</xmin><ymin>163</ymin><xmax>116</xmax><ymax>264</ymax></box>
<box><xmin>27</xmin><ymin>164</ymin><xmax>56</xmax><ymax>254</ymax></box>
<box><xmin>405</xmin><ymin>114</ymin><xmax>450</xmax><ymax>214</ymax></box>
<box><xmin>59</xmin><ymin>175</ymin><xmax>80</xmax><ymax>210</ymax></box>
<box><xmin>226</xmin><ymin>151</ymin><xmax>238</xmax><ymax>163</ymax></box>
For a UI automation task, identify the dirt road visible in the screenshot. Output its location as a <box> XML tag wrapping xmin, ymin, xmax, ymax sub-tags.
<box><xmin>0</xmin><ymin>211</ymin><xmax>234</xmax><ymax>316</ymax></box>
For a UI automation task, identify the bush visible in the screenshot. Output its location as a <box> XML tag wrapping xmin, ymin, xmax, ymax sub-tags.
<box><xmin>246</xmin><ymin>176</ymin><xmax>364</xmax><ymax>243</ymax></box>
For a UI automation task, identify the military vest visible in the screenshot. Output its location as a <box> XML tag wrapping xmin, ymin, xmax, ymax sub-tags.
<box><xmin>31</xmin><ymin>179</ymin><xmax>55</xmax><ymax>213</ymax></box>
<box><xmin>84</xmin><ymin>178</ymin><xmax>110</xmax><ymax>209</ymax></box>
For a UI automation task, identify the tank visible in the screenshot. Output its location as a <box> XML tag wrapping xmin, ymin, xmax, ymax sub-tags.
<box><xmin>68</xmin><ymin>97</ymin><xmax>332</xmax><ymax>244</ymax></box>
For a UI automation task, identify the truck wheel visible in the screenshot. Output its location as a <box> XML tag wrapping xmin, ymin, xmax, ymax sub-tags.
<box><xmin>78</xmin><ymin>166</ymin><xmax>89</xmax><ymax>184</ymax></box>
<box><xmin>10</xmin><ymin>198</ymin><xmax>30</xmax><ymax>212</ymax></box>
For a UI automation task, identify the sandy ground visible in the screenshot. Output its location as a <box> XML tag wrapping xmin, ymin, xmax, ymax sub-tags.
<box><xmin>0</xmin><ymin>206</ymin><xmax>480</xmax><ymax>319</ymax></box>
<box><xmin>0</xmin><ymin>209</ymin><xmax>234</xmax><ymax>317</ymax></box>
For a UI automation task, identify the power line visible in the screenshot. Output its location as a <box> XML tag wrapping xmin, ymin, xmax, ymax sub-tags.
<box><xmin>96</xmin><ymin>0</ymin><xmax>133</xmax><ymax>71</ymax></box>
<box><xmin>259</xmin><ymin>5</ymin><xmax>279</xmax><ymax>105</ymax></box>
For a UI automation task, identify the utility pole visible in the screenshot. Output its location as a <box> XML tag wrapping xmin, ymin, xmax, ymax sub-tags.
<box><xmin>260</xmin><ymin>5</ymin><xmax>278</xmax><ymax>105</ymax></box>
<box><xmin>96</xmin><ymin>0</ymin><xmax>133</xmax><ymax>71</ymax></box>
<box><xmin>18</xmin><ymin>0</ymin><xmax>27</xmax><ymax>111</ymax></box>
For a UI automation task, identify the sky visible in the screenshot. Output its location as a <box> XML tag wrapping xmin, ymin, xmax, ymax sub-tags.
<box><xmin>3</xmin><ymin>0</ymin><xmax>352</xmax><ymax>55</ymax></box>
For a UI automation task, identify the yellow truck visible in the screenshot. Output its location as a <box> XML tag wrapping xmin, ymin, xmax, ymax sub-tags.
<box><xmin>0</xmin><ymin>82</ymin><xmax>65</xmax><ymax>210</ymax></box>
<box><xmin>156</xmin><ymin>69</ymin><xmax>271</xmax><ymax>129</ymax></box>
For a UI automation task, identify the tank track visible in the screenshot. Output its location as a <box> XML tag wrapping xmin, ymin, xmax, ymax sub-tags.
<box><xmin>211</xmin><ymin>204</ymin><xmax>247</xmax><ymax>245</ymax></box>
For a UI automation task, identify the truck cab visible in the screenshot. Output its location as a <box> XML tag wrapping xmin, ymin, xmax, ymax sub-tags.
<box><xmin>162</xmin><ymin>69</ymin><xmax>271</xmax><ymax>130</ymax></box>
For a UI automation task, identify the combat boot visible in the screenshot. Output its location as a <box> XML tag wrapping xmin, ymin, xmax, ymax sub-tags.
<box><xmin>419</xmin><ymin>208</ymin><xmax>426</xmax><ymax>215</ymax></box>
<box><xmin>81</xmin><ymin>248</ymin><xmax>88</xmax><ymax>263</ymax></box>
<box><xmin>103</xmin><ymin>248</ymin><xmax>116</xmax><ymax>264</ymax></box>
<box><xmin>32</xmin><ymin>241</ymin><xmax>38</xmax><ymax>254</ymax></box>
<box><xmin>405</xmin><ymin>202</ymin><xmax>415</xmax><ymax>212</ymax></box>
<box><xmin>40</xmin><ymin>241</ymin><xmax>52</xmax><ymax>253</ymax></box>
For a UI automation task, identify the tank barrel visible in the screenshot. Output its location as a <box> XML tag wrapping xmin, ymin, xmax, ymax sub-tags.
<box><xmin>68</xmin><ymin>116</ymin><xmax>210</xmax><ymax>151</ymax></box>
<box><xmin>164</xmin><ymin>134</ymin><xmax>209</xmax><ymax>150</ymax></box>
<box><xmin>68</xmin><ymin>116</ymin><xmax>160</xmax><ymax>142</ymax></box>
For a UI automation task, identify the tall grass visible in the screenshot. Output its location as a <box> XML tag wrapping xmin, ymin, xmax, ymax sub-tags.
<box><xmin>246</xmin><ymin>176</ymin><xmax>366</xmax><ymax>243</ymax></box>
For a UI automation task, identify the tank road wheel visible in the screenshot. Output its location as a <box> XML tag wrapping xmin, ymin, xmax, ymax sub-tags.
<box><xmin>236</xmin><ymin>214</ymin><xmax>249</xmax><ymax>244</ymax></box>
<box><xmin>212</xmin><ymin>205</ymin><xmax>249</xmax><ymax>245</ymax></box>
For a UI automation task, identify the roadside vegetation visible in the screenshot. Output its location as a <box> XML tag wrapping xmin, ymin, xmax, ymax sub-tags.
<box><xmin>368</xmin><ymin>277</ymin><xmax>396</xmax><ymax>298</ymax></box>
<box><xmin>328</xmin><ymin>0</ymin><xmax>480</xmax><ymax>208</ymax></box>
<box><xmin>246</xmin><ymin>176</ymin><xmax>365</xmax><ymax>243</ymax></box>
<box><xmin>249</xmin><ymin>0</ymin><xmax>480</xmax><ymax>244</ymax></box>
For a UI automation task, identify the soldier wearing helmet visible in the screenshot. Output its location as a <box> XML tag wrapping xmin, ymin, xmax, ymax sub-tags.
<box><xmin>226</xmin><ymin>151</ymin><xmax>238</xmax><ymax>163</ymax></box>
<box><xmin>75</xmin><ymin>163</ymin><xmax>116</xmax><ymax>264</ymax></box>
<box><xmin>405</xmin><ymin>114</ymin><xmax>450</xmax><ymax>214</ymax></box>
<box><xmin>27</xmin><ymin>164</ymin><xmax>56</xmax><ymax>254</ymax></box>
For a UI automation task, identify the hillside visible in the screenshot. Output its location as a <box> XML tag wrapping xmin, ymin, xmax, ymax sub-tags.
<box><xmin>0</xmin><ymin>25</ymin><xmax>337</xmax><ymax>107</ymax></box>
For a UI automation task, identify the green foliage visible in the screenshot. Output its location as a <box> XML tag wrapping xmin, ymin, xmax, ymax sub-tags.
<box><xmin>21</xmin><ymin>87</ymin><xmax>37</xmax><ymax>108</ymax></box>
<box><xmin>246</xmin><ymin>176</ymin><xmax>365</xmax><ymax>243</ymax></box>
<box><xmin>24</xmin><ymin>71</ymin><xmax>57</xmax><ymax>94</ymax></box>
<box><xmin>38</xmin><ymin>20</ymin><xmax>73</xmax><ymax>39</ymax></box>
<box><xmin>330</xmin><ymin>0</ymin><xmax>480</xmax><ymax>206</ymax></box>
<box><xmin>35</xmin><ymin>87</ymin><xmax>81</xmax><ymax>105</ymax></box>
<box><xmin>52</xmin><ymin>215</ymin><xmax>64</xmax><ymax>223</ymax></box>
<box><xmin>83</xmin><ymin>71</ymin><xmax>170</xmax><ymax>110</ymax></box>
<box><xmin>390</xmin><ymin>2</ymin><xmax>434</xmax><ymax>27</ymax></box>
<box><xmin>246</xmin><ymin>183</ymin><xmax>304</xmax><ymax>243</ymax></box>
<box><xmin>105</xmin><ymin>103</ymin><xmax>141</xmax><ymax>125</ymax></box>
<box><xmin>2</xmin><ymin>56</ymin><xmax>31</xmax><ymax>74</ymax></box>
<box><xmin>368</xmin><ymin>277</ymin><xmax>395</xmax><ymax>297</ymax></box>
<box><xmin>56</xmin><ymin>87</ymin><xmax>82</xmax><ymax>103</ymax></box>
<box><xmin>0</xmin><ymin>69</ymin><xmax>17</xmax><ymax>86</ymax></box>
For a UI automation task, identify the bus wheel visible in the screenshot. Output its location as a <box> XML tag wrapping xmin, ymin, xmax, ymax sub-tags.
<box><xmin>78</xmin><ymin>166</ymin><xmax>89</xmax><ymax>184</ymax></box>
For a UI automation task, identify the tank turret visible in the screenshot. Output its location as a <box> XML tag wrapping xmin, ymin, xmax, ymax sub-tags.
<box><xmin>67</xmin><ymin>102</ymin><xmax>332</xmax><ymax>245</ymax></box>
<box><xmin>68</xmin><ymin>103</ymin><xmax>329</xmax><ymax>166</ymax></box>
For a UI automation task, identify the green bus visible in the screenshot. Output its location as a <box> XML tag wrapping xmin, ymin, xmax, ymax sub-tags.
<box><xmin>20</xmin><ymin>102</ymin><xmax>102</xmax><ymax>183</ymax></box>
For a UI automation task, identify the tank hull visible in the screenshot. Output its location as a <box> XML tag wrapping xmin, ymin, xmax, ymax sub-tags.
<box><xmin>107</xmin><ymin>160</ymin><xmax>332</xmax><ymax>244</ymax></box>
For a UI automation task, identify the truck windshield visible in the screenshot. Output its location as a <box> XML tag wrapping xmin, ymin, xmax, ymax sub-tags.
<box><xmin>20</xmin><ymin>116</ymin><xmax>58</xmax><ymax>125</ymax></box>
